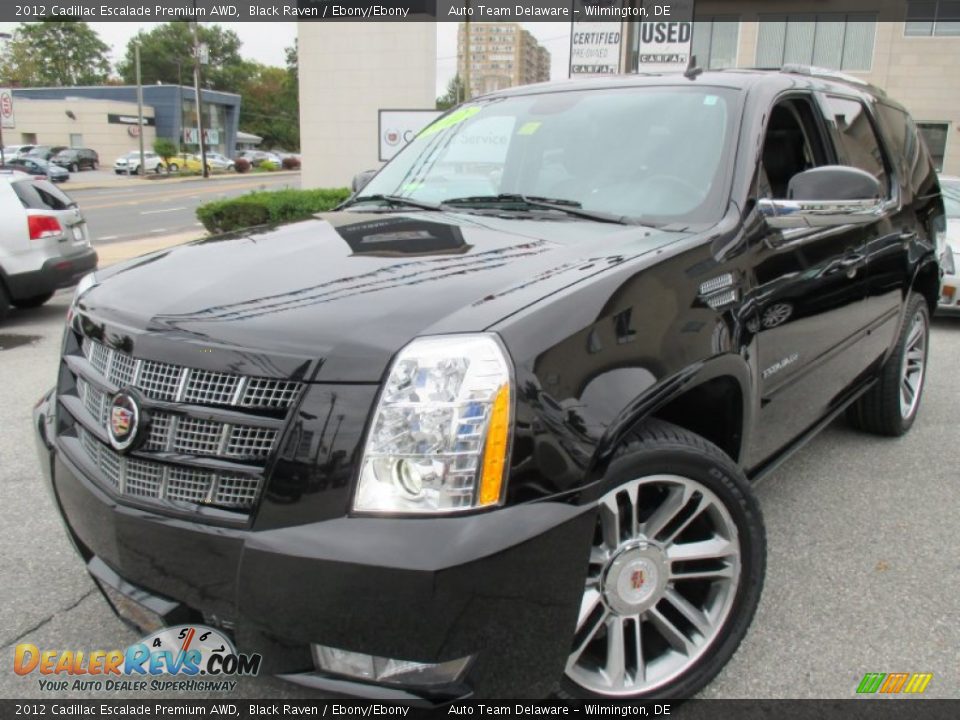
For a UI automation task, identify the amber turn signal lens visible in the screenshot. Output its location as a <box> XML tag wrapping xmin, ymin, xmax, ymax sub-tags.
<box><xmin>478</xmin><ymin>383</ymin><xmax>510</xmax><ymax>507</ymax></box>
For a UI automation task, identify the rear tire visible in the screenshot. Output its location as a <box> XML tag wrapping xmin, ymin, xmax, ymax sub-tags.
<box><xmin>92</xmin><ymin>161</ymin><xmax>99</xmax><ymax>170</ymax></box>
<box><xmin>847</xmin><ymin>292</ymin><xmax>930</xmax><ymax>436</ymax></box>
<box><xmin>558</xmin><ymin>419</ymin><xmax>765</xmax><ymax>700</ymax></box>
<box><xmin>168</xmin><ymin>163</ymin><xmax>179</xmax><ymax>173</ymax></box>
<box><xmin>11</xmin><ymin>291</ymin><xmax>55</xmax><ymax>309</ymax></box>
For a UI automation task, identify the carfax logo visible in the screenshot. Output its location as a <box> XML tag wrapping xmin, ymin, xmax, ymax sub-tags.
<box><xmin>13</xmin><ymin>625</ymin><xmax>261</xmax><ymax>693</ymax></box>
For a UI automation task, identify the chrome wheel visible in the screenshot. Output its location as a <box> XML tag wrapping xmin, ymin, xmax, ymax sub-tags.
<box><xmin>761</xmin><ymin>302</ymin><xmax>793</xmax><ymax>329</ymax></box>
<box><xmin>899</xmin><ymin>309</ymin><xmax>927</xmax><ymax>419</ymax></box>
<box><xmin>566</xmin><ymin>475</ymin><xmax>741</xmax><ymax>696</ymax></box>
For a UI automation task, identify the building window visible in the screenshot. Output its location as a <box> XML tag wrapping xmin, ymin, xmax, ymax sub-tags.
<box><xmin>917</xmin><ymin>122</ymin><xmax>949</xmax><ymax>171</ymax></box>
<box><xmin>69</xmin><ymin>134</ymin><xmax>83</xmax><ymax>148</ymax></box>
<box><xmin>756</xmin><ymin>14</ymin><xmax>877</xmax><ymax>71</ymax></box>
<box><xmin>905</xmin><ymin>1</ymin><xmax>960</xmax><ymax>36</ymax></box>
<box><xmin>692</xmin><ymin>17</ymin><xmax>740</xmax><ymax>69</ymax></box>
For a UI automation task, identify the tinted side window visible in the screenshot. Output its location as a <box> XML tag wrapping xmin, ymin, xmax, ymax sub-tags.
<box><xmin>12</xmin><ymin>180</ymin><xmax>76</xmax><ymax>210</ymax></box>
<box><xmin>821</xmin><ymin>95</ymin><xmax>891</xmax><ymax>197</ymax></box>
<box><xmin>875</xmin><ymin>103</ymin><xmax>932</xmax><ymax>193</ymax></box>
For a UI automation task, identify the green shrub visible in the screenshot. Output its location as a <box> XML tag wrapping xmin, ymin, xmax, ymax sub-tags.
<box><xmin>153</xmin><ymin>138</ymin><xmax>177</xmax><ymax>162</ymax></box>
<box><xmin>258</xmin><ymin>160</ymin><xmax>280</xmax><ymax>171</ymax></box>
<box><xmin>196</xmin><ymin>187</ymin><xmax>352</xmax><ymax>233</ymax></box>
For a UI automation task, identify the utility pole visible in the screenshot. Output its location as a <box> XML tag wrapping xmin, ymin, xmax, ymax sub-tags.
<box><xmin>463</xmin><ymin>2</ymin><xmax>471</xmax><ymax>101</ymax></box>
<box><xmin>135</xmin><ymin>42</ymin><xmax>146</xmax><ymax>176</ymax></box>
<box><xmin>192</xmin><ymin>7</ymin><xmax>208</xmax><ymax>178</ymax></box>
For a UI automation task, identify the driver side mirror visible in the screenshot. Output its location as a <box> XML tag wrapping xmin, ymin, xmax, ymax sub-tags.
<box><xmin>351</xmin><ymin>169</ymin><xmax>378</xmax><ymax>194</ymax></box>
<box><xmin>758</xmin><ymin>165</ymin><xmax>884</xmax><ymax>230</ymax></box>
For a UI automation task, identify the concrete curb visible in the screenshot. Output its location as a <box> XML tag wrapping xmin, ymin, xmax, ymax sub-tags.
<box><xmin>97</xmin><ymin>230</ymin><xmax>207</xmax><ymax>267</ymax></box>
<box><xmin>67</xmin><ymin>170</ymin><xmax>300</xmax><ymax>192</ymax></box>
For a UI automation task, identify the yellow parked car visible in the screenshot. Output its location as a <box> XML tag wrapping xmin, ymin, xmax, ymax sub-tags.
<box><xmin>165</xmin><ymin>153</ymin><xmax>204</xmax><ymax>173</ymax></box>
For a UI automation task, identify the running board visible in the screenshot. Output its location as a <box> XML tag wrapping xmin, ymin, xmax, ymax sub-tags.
<box><xmin>748</xmin><ymin>379</ymin><xmax>876</xmax><ymax>486</ymax></box>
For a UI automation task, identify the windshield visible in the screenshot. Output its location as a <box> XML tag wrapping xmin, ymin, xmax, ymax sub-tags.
<box><xmin>360</xmin><ymin>86</ymin><xmax>739</xmax><ymax>223</ymax></box>
<box><xmin>942</xmin><ymin>179</ymin><xmax>960</xmax><ymax>218</ymax></box>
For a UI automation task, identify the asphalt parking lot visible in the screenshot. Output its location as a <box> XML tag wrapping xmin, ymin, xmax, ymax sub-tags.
<box><xmin>0</xmin><ymin>294</ymin><xmax>957</xmax><ymax>700</ymax></box>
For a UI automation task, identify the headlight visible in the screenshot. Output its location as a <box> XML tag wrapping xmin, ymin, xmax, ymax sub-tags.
<box><xmin>73</xmin><ymin>272</ymin><xmax>97</xmax><ymax>304</ymax></box>
<box><xmin>66</xmin><ymin>272</ymin><xmax>97</xmax><ymax>325</ymax></box>
<box><xmin>944</xmin><ymin>244</ymin><xmax>957</xmax><ymax>276</ymax></box>
<box><xmin>354</xmin><ymin>334</ymin><xmax>513</xmax><ymax>514</ymax></box>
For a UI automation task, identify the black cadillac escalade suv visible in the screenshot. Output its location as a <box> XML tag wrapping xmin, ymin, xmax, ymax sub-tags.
<box><xmin>34</xmin><ymin>69</ymin><xmax>943</xmax><ymax>701</ymax></box>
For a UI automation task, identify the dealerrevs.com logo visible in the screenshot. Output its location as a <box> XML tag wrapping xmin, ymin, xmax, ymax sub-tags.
<box><xmin>14</xmin><ymin>625</ymin><xmax>261</xmax><ymax>693</ymax></box>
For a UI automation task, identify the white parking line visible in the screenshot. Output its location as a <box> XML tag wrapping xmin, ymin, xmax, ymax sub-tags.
<box><xmin>149</xmin><ymin>228</ymin><xmax>168</xmax><ymax>233</ymax></box>
<box><xmin>98</xmin><ymin>235</ymin><xmax>119</xmax><ymax>241</ymax></box>
<box><xmin>140</xmin><ymin>207</ymin><xmax>187</xmax><ymax>215</ymax></box>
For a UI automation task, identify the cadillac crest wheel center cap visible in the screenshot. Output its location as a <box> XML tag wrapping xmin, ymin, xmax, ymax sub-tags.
<box><xmin>603</xmin><ymin>542</ymin><xmax>667</xmax><ymax>615</ymax></box>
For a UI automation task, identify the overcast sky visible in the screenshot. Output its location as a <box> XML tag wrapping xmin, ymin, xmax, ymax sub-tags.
<box><xmin>0</xmin><ymin>21</ymin><xmax>572</xmax><ymax>95</ymax></box>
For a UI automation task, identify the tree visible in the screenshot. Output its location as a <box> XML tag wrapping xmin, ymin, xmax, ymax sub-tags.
<box><xmin>0</xmin><ymin>21</ymin><xmax>111</xmax><ymax>87</ymax></box>
<box><xmin>239</xmin><ymin>60</ymin><xmax>299</xmax><ymax>151</ymax></box>
<box><xmin>436</xmin><ymin>75</ymin><xmax>465</xmax><ymax>110</ymax></box>
<box><xmin>153</xmin><ymin>138</ymin><xmax>177</xmax><ymax>163</ymax></box>
<box><xmin>117</xmin><ymin>22</ymin><xmax>252</xmax><ymax>93</ymax></box>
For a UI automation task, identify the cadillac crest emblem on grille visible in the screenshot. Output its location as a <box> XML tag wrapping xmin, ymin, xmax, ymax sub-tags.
<box><xmin>107</xmin><ymin>391</ymin><xmax>144</xmax><ymax>453</ymax></box>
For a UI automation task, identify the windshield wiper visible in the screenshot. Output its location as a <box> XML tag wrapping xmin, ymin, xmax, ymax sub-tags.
<box><xmin>342</xmin><ymin>194</ymin><xmax>446</xmax><ymax>211</ymax></box>
<box><xmin>442</xmin><ymin>193</ymin><xmax>634</xmax><ymax>225</ymax></box>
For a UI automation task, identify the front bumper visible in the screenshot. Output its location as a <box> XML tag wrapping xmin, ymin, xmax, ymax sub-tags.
<box><xmin>6</xmin><ymin>248</ymin><xmax>97</xmax><ymax>300</ymax></box>
<box><xmin>33</xmin><ymin>390</ymin><xmax>594</xmax><ymax>700</ymax></box>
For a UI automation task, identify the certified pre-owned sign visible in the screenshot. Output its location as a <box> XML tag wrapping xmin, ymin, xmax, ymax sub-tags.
<box><xmin>378</xmin><ymin>109</ymin><xmax>441</xmax><ymax>161</ymax></box>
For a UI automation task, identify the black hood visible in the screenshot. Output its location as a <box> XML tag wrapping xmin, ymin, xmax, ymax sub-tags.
<box><xmin>83</xmin><ymin>211</ymin><xmax>684</xmax><ymax>382</ymax></box>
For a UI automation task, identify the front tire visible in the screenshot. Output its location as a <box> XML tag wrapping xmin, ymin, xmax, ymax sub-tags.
<box><xmin>847</xmin><ymin>292</ymin><xmax>930</xmax><ymax>436</ymax></box>
<box><xmin>559</xmin><ymin>420</ymin><xmax>765</xmax><ymax>700</ymax></box>
<box><xmin>168</xmin><ymin>163</ymin><xmax>179</xmax><ymax>173</ymax></box>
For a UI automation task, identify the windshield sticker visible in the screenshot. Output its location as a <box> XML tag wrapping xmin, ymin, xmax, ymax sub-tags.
<box><xmin>517</xmin><ymin>121</ymin><xmax>542</xmax><ymax>136</ymax></box>
<box><xmin>704</xmin><ymin>95</ymin><xmax>719</xmax><ymax>106</ymax></box>
<box><xmin>419</xmin><ymin>106</ymin><xmax>482</xmax><ymax>138</ymax></box>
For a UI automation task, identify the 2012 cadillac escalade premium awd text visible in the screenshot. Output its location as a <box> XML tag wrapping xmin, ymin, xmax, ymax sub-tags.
<box><xmin>34</xmin><ymin>69</ymin><xmax>943</xmax><ymax>701</ymax></box>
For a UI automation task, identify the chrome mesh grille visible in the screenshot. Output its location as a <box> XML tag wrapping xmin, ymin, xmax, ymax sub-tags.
<box><xmin>76</xmin><ymin>377</ymin><xmax>278</xmax><ymax>461</ymax></box>
<box><xmin>139</xmin><ymin>360</ymin><xmax>183</xmax><ymax>401</ymax></box>
<box><xmin>183</xmin><ymin>370</ymin><xmax>239</xmax><ymax>405</ymax></box>
<box><xmin>76</xmin><ymin>428</ymin><xmax>261</xmax><ymax>511</ymax></box>
<box><xmin>225</xmin><ymin>426</ymin><xmax>277</xmax><ymax>459</ymax></box>
<box><xmin>68</xmin><ymin>336</ymin><xmax>298</xmax><ymax>519</ymax></box>
<box><xmin>81</xmin><ymin>338</ymin><xmax>303</xmax><ymax>410</ymax></box>
<box><xmin>171</xmin><ymin>417</ymin><xmax>224</xmax><ymax>456</ymax></box>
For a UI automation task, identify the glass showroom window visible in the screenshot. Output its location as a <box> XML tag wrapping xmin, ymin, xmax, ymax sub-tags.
<box><xmin>905</xmin><ymin>1</ymin><xmax>960</xmax><ymax>36</ymax></box>
<box><xmin>756</xmin><ymin>14</ymin><xmax>877</xmax><ymax>71</ymax></box>
<box><xmin>918</xmin><ymin>122</ymin><xmax>949</xmax><ymax>171</ymax></box>
<box><xmin>692</xmin><ymin>17</ymin><xmax>740</xmax><ymax>69</ymax></box>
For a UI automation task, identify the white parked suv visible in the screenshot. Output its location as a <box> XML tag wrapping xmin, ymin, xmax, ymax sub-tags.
<box><xmin>113</xmin><ymin>151</ymin><xmax>165</xmax><ymax>175</ymax></box>
<box><xmin>0</xmin><ymin>170</ymin><xmax>97</xmax><ymax>320</ymax></box>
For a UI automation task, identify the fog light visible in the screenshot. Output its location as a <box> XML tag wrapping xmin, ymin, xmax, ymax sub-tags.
<box><xmin>312</xmin><ymin>644</ymin><xmax>471</xmax><ymax>687</ymax></box>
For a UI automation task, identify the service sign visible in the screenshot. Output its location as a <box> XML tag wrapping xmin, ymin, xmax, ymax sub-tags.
<box><xmin>636</xmin><ymin>0</ymin><xmax>694</xmax><ymax>72</ymax></box>
<box><xmin>1</xmin><ymin>88</ymin><xmax>15</xmax><ymax>129</ymax></box>
<box><xmin>379</xmin><ymin>109</ymin><xmax>442</xmax><ymax>162</ymax></box>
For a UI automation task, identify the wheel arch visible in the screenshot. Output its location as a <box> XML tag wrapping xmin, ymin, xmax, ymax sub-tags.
<box><xmin>594</xmin><ymin>355</ymin><xmax>753</xmax><ymax>474</ymax></box>
<box><xmin>911</xmin><ymin>255</ymin><xmax>940</xmax><ymax>316</ymax></box>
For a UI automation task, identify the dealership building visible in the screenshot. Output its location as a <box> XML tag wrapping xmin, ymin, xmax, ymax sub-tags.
<box><xmin>9</xmin><ymin>85</ymin><xmax>240</xmax><ymax>163</ymax></box>
<box><xmin>298</xmin><ymin>2</ymin><xmax>960</xmax><ymax>186</ymax></box>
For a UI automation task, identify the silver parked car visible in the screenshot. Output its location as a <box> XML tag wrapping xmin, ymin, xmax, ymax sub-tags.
<box><xmin>938</xmin><ymin>175</ymin><xmax>959</xmax><ymax>312</ymax></box>
<box><xmin>0</xmin><ymin>171</ymin><xmax>97</xmax><ymax>319</ymax></box>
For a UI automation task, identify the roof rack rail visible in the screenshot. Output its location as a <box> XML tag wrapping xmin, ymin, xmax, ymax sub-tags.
<box><xmin>779</xmin><ymin>64</ymin><xmax>885</xmax><ymax>95</ymax></box>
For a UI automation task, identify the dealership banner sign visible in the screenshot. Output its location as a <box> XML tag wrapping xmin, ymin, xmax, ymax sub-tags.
<box><xmin>636</xmin><ymin>0</ymin><xmax>694</xmax><ymax>72</ymax></box>
<box><xmin>1</xmin><ymin>88</ymin><xmax>15</xmax><ymax>129</ymax></box>
<box><xmin>379</xmin><ymin>109</ymin><xmax>442</xmax><ymax>161</ymax></box>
